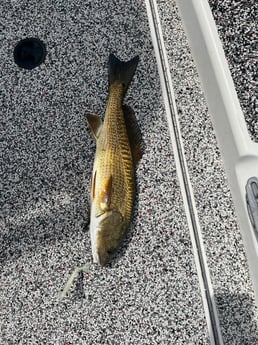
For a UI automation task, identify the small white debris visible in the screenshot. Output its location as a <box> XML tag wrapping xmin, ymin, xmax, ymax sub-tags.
<box><xmin>59</xmin><ymin>263</ymin><xmax>90</xmax><ymax>299</ymax></box>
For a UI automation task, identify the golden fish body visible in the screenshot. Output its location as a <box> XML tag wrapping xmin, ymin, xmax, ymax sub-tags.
<box><xmin>87</xmin><ymin>54</ymin><xmax>141</xmax><ymax>266</ymax></box>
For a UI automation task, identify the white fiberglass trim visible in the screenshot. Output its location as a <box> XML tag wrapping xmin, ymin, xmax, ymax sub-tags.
<box><xmin>145</xmin><ymin>1</ymin><xmax>224</xmax><ymax>344</ymax></box>
<box><xmin>175</xmin><ymin>0</ymin><xmax>258</xmax><ymax>305</ymax></box>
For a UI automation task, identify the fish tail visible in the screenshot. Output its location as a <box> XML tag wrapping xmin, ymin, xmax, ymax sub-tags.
<box><xmin>108</xmin><ymin>53</ymin><xmax>139</xmax><ymax>92</ymax></box>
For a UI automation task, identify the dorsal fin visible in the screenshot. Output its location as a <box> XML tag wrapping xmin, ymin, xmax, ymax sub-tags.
<box><xmin>123</xmin><ymin>105</ymin><xmax>144</xmax><ymax>165</ymax></box>
<box><xmin>86</xmin><ymin>114</ymin><xmax>102</xmax><ymax>140</ymax></box>
<box><xmin>99</xmin><ymin>175</ymin><xmax>113</xmax><ymax>211</ymax></box>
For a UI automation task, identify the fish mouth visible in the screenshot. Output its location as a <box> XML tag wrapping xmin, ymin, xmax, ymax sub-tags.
<box><xmin>92</xmin><ymin>247</ymin><xmax>110</xmax><ymax>266</ymax></box>
<box><xmin>96</xmin><ymin>252</ymin><xmax>110</xmax><ymax>267</ymax></box>
<box><xmin>96</xmin><ymin>247</ymin><xmax>117</xmax><ymax>267</ymax></box>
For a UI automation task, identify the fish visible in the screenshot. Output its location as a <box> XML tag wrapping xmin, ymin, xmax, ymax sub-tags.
<box><xmin>86</xmin><ymin>53</ymin><xmax>142</xmax><ymax>266</ymax></box>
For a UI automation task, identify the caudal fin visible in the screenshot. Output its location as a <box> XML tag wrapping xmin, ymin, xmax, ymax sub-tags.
<box><xmin>108</xmin><ymin>53</ymin><xmax>139</xmax><ymax>93</ymax></box>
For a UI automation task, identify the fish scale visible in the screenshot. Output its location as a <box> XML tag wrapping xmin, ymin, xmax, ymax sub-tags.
<box><xmin>95</xmin><ymin>83</ymin><xmax>135</xmax><ymax>222</ymax></box>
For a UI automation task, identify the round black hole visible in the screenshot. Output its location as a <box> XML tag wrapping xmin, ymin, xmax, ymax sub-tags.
<box><xmin>14</xmin><ymin>38</ymin><xmax>46</xmax><ymax>70</ymax></box>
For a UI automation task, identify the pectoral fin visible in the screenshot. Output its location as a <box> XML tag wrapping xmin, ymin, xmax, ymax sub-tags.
<box><xmin>86</xmin><ymin>114</ymin><xmax>102</xmax><ymax>140</ymax></box>
<box><xmin>99</xmin><ymin>175</ymin><xmax>113</xmax><ymax>211</ymax></box>
<box><xmin>123</xmin><ymin>105</ymin><xmax>144</xmax><ymax>165</ymax></box>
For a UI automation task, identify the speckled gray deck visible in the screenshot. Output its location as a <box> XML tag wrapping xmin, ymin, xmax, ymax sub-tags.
<box><xmin>208</xmin><ymin>0</ymin><xmax>258</xmax><ymax>142</ymax></box>
<box><xmin>157</xmin><ymin>0</ymin><xmax>258</xmax><ymax>344</ymax></box>
<box><xmin>0</xmin><ymin>1</ymin><xmax>209</xmax><ymax>344</ymax></box>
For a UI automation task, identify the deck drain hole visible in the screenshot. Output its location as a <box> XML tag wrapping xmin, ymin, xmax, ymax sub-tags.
<box><xmin>14</xmin><ymin>38</ymin><xmax>46</xmax><ymax>69</ymax></box>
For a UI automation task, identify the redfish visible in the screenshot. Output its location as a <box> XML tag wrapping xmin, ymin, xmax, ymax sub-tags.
<box><xmin>86</xmin><ymin>53</ymin><xmax>142</xmax><ymax>266</ymax></box>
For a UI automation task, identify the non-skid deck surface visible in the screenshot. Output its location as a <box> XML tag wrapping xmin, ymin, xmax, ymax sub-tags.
<box><xmin>157</xmin><ymin>0</ymin><xmax>258</xmax><ymax>343</ymax></box>
<box><xmin>208</xmin><ymin>0</ymin><xmax>258</xmax><ymax>142</ymax></box>
<box><xmin>0</xmin><ymin>1</ymin><xmax>209</xmax><ymax>344</ymax></box>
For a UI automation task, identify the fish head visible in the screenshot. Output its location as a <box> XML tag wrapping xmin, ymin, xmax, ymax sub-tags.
<box><xmin>90</xmin><ymin>209</ymin><xmax>126</xmax><ymax>266</ymax></box>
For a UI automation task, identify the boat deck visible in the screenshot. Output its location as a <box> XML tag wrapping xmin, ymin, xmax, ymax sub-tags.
<box><xmin>0</xmin><ymin>1</ymin><xmax>257</xmax><ymax>344</ymax></box>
